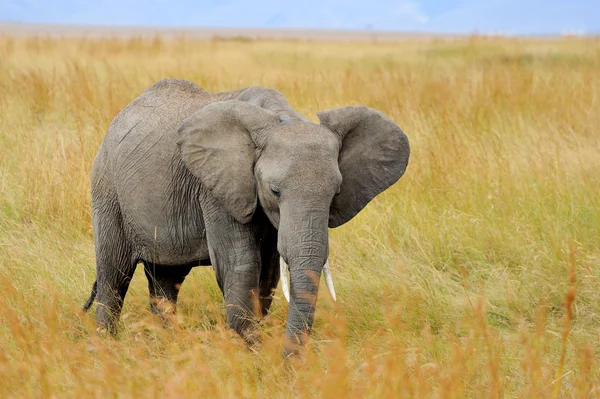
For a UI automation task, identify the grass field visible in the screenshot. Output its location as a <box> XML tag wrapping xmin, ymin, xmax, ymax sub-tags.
<box><xmin>0</xmin><ymin>33</ymin><xmax>599</xmax><ymax>398</ymax></box>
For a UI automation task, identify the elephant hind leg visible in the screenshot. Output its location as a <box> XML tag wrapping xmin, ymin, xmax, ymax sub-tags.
<box><xmin>143</xmin><ymin>262</ymin><xmax>192</xmax><ymax>317</ymax></box>
<box><xmin>92</xmin><ymin>202</ymin><xmax>137</xmax><ymax>335</ymax></box>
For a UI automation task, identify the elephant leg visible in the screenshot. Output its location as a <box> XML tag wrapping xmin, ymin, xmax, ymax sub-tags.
<box><xmin>258</xmin><ymin>226</ymin><xmax>280</xmax><ymax>318</ymax></box>
<box><xmin>93</xmin><ymin>205</ymin><xmax>137</xmax><ymax>336</ymax></box>
<box><xmin>143</xmin><ymin>262</ymin><xmax>191</xmax><ymax>317</ymax></box>
<box><xmin>201</xmin><ymin>191</ymin><xmax>262</xmax><ymax>347</ymax></box>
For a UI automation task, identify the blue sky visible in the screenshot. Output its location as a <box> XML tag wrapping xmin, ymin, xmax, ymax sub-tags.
<box><xmin>1</xmin><ymin>0</ymin><xmax>597</xmax><ymax>35</ymax></box>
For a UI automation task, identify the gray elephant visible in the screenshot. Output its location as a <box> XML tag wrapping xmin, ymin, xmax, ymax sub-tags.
<box><xmin>82</xmin><ymin>79</ymin><xmax>410</xmax><ymax>355</ymax></box>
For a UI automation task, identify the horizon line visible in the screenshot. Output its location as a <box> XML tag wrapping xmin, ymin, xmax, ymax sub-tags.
<box><xmin>1</xmin><ymin>21</ymin><xmax>597</xmax><ymax>41</ymax></box>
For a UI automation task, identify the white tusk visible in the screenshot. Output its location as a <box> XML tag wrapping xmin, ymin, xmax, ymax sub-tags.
<box><xmin>279</xmin><ymin>257</ymin><xmax>290</xmax><ymax>302</ymax></box>
<box><xmin>323</xmin><ymin>260</ymin><xmax>337</xmax><ymax>302</ymax></box>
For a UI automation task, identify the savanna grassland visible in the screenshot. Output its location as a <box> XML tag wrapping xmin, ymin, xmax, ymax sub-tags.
<box><xmin>0</xmin><ymin>32</ymin><xmax>599</xmax><ymax>398</ymax></box>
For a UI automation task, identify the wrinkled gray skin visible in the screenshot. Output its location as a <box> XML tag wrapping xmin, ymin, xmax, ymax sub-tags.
<box><xmin>82</xmin><ymin>79</ymin><xmax>410</xmax><ymax>355</ymax></box>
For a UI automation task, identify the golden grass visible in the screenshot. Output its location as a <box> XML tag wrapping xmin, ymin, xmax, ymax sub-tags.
<box><xmin>0</xmin><ymin>33</ymin><xmax>599</xmax><ymax>397</ymax></box>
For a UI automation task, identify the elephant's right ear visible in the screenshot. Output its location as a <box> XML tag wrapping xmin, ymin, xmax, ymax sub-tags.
<box><xmin>177</xmin><ymin>100</ymin><xmax>276</xmax><ymax>223</ymax></box>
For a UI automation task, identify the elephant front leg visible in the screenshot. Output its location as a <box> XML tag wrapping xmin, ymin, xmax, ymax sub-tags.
<box><xmin>258</xmin><ymin>227</ymin><xmax>280</xmax><ymax>318</ymax></box>
<box><xmin>222</xmin><ymin>270</ymin><xmax>262</xmax><ymax>347</ymax></box>
<box><xmin>201</xmin><ymin>192</ymin><xmax>263</xmax><ymax>348</ymax></box>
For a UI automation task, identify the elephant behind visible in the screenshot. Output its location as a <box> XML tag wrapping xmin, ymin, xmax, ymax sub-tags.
<box><xmin>83</xmin><ymin>79</ymin><xmax>410</xmax><ymax>355</ymax></box>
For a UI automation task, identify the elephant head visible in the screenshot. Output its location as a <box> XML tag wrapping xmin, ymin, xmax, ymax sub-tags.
<box><xmin>177</xmin><ymin>93</ymin><xmax>410</xmax><ymax>354</ymax></box>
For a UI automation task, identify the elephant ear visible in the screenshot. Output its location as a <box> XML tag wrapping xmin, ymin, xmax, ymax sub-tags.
<box><xmin>177</xmin><ymin>100</ymin><xmax>276</xmax><ymax>224</ymax></box>
<box><xmin>317</xmin><ymin>106</ymin><xmax>410</xmax><ymax>228</ymax></box>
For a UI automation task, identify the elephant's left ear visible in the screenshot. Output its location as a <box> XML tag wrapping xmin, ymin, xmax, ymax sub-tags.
<box><xmin>317</xmin><ymin>106</ymin><xmax>410</xmax><ymax>228</ymax></box>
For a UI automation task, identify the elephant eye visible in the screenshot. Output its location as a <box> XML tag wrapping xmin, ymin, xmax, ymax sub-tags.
<box><xmin>269</xmin><ymin>184</ymin><xmax>280</xmax><ymax>197</ymax></box>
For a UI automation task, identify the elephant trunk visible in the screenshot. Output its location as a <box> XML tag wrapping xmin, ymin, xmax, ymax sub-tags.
<box><xmin>278</xmin><ymin>205</ymin><xmax>329</xmax><ymax>356</ymax></box>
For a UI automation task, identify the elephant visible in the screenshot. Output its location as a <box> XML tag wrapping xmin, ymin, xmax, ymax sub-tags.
<box><xmin>82</xmin><ymin>78</ymin><xmax>410</xmax><ymax>356</ymax></box>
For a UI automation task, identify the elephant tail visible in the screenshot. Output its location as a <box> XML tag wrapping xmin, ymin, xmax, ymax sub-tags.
<box><xmin>82</xmin><ymin>280</ymin><xmax>97</xmax><ymax>312</ymax></box>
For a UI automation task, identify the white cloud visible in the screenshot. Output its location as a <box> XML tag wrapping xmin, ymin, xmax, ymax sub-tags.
<box><xmin>395</xmin><ymin>1</ymin><xmax>430</xmax><ymax>24</ymax></box>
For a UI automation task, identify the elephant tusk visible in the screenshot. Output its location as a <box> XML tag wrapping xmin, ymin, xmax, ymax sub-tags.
<box><xmin>323</xmin><ymin>260</ymin><xmax>337</xmax><ymax>302</ymax></box>
<box><xmin>279</xmin><ymin>257</ymin><xmax>290</xmax><ymax>302</ymax></box>
<box><xmin>280</xmin><ymin>257</ymin><xmax>336</xmax><ymax>302</ymax></box>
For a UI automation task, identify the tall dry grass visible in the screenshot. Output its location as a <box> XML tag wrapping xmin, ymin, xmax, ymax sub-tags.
<box><xmin>0</xmin><ymin>33</ymin><xmax>599</xmax><ymax>397</ymax></box>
